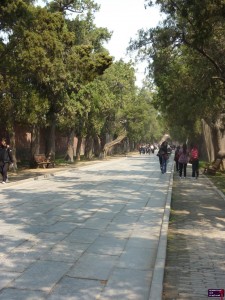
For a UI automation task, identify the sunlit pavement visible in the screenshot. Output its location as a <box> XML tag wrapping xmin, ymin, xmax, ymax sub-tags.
<box><xmin>0</xmin><ymin>154</ymin><xmax>173</xmax><ymax>300</ymax></box>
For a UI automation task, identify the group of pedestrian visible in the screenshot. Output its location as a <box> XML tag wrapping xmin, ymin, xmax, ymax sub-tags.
<box><xmin>139</xmin><ymin>144</ymin><xmax>156</xmax><ymax>155</ymax></box>
<box><xmin>1</xmin><ymin>137</ymin><xmax>200</xmax><ymax>184</ymax></box>
<box><xmin>156</xmin><ymin>141</ymin><xmax>199</xmax><ymax>178</ymax></box>
<box><xmin>0</xmin><ymin>138</ymin><xmax>13</xmax><ymax>184</ymax></box>
<box><xmin>174</xmin><ymin>143</ymin><xmax>199</xmax><ymax>179</ymax></box>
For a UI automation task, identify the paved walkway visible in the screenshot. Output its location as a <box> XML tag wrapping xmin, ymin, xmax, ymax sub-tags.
<box><xmin>0</xmin><ymin>154</ymin><xmax>173</xmax><ymax>300</ymax></box>
<box><xmin>163</xmin><ymin>167</ymin><xmax>225</xmax><ymax>300</ymax></box>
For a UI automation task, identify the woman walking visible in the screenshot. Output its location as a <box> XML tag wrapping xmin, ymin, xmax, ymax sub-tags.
<box><xmin>178</xmin><ymin>143</ymin><xmax>189</xmax><ymax>179</ymax></box>
<box><xmin>174</xmin><ymin>146</ymin><xmax>180</xmax><ymax>172</ymax></box>
<box><xmin>190</xmin><ymin>144</ymin><xmax>199</xmax><ymax>179</ymax></box>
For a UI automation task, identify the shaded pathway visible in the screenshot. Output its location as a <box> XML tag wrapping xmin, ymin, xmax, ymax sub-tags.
<box><xmin>163</xmin><ymin>169</ymin><xmax>225</xmax><ymax>300</ymax></box>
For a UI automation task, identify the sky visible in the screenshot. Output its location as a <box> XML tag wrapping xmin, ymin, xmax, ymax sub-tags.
<box><xmin>36</xmin><ymin>0</ymin><xmax>163</xmax><ymax>86</ymax></box>
<box><xmin>93</xmin><ymin>0</ymin><xmax>162</xmax><ymax>86</ymax></box>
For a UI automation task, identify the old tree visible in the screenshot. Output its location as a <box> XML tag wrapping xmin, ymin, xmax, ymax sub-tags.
<box><xmin>130</xmin><ymin>0</ymin><xmax>225</xmax><ymax>165</ymax></box>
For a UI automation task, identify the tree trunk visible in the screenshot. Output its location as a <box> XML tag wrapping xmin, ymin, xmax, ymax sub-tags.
<box><xmin>101</xmin><ymin>132</ymin><xmax>127</xmax><ymax>158</ymax></box>
<box><xmin>30</xmin><ymin>125</ymin><xmax>40</xmax><ymax>167</ymax></box>
<box><xmin>93</xmin><ymin>135</ymin><xmax>101</xmax><ymax>157</ymax></box>
<box><xmin>124</xmin><ymin>137</ymin><xmax>130</xmax><ymax>154</ymax></box>
<box><xmin>202</xmin><ymin>115</ymin><xmax>225</xmax><ymax>168</ymax></box>
<box><xmin>214</xmin><ymin>114</ymin><xmax>225</xmax><ymax>169</ymax></box>
<box><xmin>8</xmin><ymin>128</ymin><xmax>17</xmax><ymax>170</ymax></box>
<box><xmin>65</xmin><ymin>129</ymin><xmax>75</xmax><ymax>162</ymax></box>
<box><xmin>202</xmin><ymin>119</ymin><xmax>215</xmax><ymax>162</ymax></box>
<box><xmin>76</xmin><ymin>134</ymin><xmax>82</xmax><ymax>161</ymax></box>
<box><xmin>46</xmin><ymin>112</ymin><xmax>56</xmax><ymax>160</ymax></box>
<box><xmin>84</xmin><ymin>135</ymin><xmax>94</xmax><ymax>159</ymax></box>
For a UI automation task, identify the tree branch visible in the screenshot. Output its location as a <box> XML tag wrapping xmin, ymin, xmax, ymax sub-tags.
<box><xmin>102</xmin><ymin>131</ymin><xmax>127</xmax><ymax>157</ymax></box>
<box><xmin>182</xmin><ymin>36</ymin><xmax>225</xmax><ymax>83</ymax></box>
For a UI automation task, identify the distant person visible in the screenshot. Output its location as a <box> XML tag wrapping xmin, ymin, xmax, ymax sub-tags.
<box><xmin>139</xmin><ymin>145</ymin><xmax>142</xmax><ymax>155</ymax></box>
<box><xmin>146</xmin><ymin>144</ymin><xmax>150</xmax><ymax>155</ymax></box>
<box><xmin>0</xmin><ymin>138</ymin><xmax>13</xmax><ymax>184</ymax></box>
<box><xmin>150</xmin><ymin>144</ymin><xmax>154</xmax><ymax>154</ymax></box>
<box><xmin>190</xmin><ymin>144</ymin><xmax>199</xmax><ymax>179</ymax></box>
<box><xmin>178</xmin><ymin>143</ymin><xmax>189</xmax><ymax>179</ymax></box>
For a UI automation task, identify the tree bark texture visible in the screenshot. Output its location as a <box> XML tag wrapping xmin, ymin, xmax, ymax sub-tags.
<box><xmin>102</xmin><ymin>132</ymin><xmax>127</xmax><ymax>158</ymax></box>
<box><xmin>30</xmin><ymin>125</ymin><xmax>40</xmax><ymax>167</ymax></box>
<box><xmin>84</xmin><ymin>135</ymin><xmax>94</xmax><ymax>159</ymax></box>
<box><xmin>9</xmin><ymin>129</ymin><xmax>17</xmax><ymax>170</ymax></box>
<box><xmin>202</xmin><ymin>119</ymin><xmax>216</xmax><ymax>162</ymax></box>
<box><xmin>46</xmin><ymin>113</ymin><xmax>56</xmax><ymax>160</ymax></box>
<box><xmin>93</xmin><ymin>135</ymin><xmax>101</xmax><ymax>157</ymax></box>
<box><xmin>76</xmin><ymin>135</ymin><xmax>82</xmax><ymax>161</ymax></box>
<box><xmin>202</xmin><ymin>116</ymin><xmax>225</xmax><ymax>169</ymax></box>
<box><xmin>65</xmin><ymin>129</ymin><xmax>75</xmax><ymax>162</ymax></box>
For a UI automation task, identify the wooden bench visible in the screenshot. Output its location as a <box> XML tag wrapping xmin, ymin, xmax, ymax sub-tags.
<box><xmin>203</xmin><ymin>158</ymin><xmax>222</xmax><ymax>175</ymax></box>
<box><xmin>34</xmin><ymin>154</ymin><xmax>55</xmax><ymax>168</ymax></box>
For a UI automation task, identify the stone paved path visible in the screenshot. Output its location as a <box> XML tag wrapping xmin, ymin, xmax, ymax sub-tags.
<box><xmin>163</xmin><ymin>168</ymin><xmax>225</xmax><ymax>300</ymax></box>
<box><xmin>0</xmin><ymin>154</ymin><xmax>173</xmax><ymax>300</ymax></box>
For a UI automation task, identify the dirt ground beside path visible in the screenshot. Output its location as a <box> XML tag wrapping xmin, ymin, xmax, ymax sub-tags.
<box><xmin>163</xmin><ymin>168</ymin><xmax>225</xmax><ymax>300</ymax></box>
<box><xmin>6</xmin><ymin>156</ymin><xmax>125</xmax><ymax>184</ymax></box>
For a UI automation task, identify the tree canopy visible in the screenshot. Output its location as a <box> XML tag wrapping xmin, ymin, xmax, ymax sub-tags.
<box><xmin>0</xmin><ymin>0</ymin><xmax>163</xmax><ymax>163</ymax></box>
<box><xmin>129</xmin><ymin>0</ymin><xmax>225</xmax><ymax>159</ymax></box>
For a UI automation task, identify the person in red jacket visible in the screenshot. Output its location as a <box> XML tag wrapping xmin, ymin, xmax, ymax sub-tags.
<box><xmin>190</xmin><ymin>144</ymin><xmax>199</xmax><ymax>179</ymax></box>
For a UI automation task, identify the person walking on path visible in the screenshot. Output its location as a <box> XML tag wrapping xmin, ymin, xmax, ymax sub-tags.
<box><xmin>0</xmin><ymin>138</ymin><xmax>13</xmax><ymax>184</ymax></box>
<box><xmin>190</xmin><ymin>143</ymin><xmax>199</xmax><ymax>179</ymax></box>
<box><xmin>174</xmin><ymin>146</ymin><xmax>180</xmax><ymax>172</ymax></box>
<box><xmin>178</xmin><ymin>143</ymin><xmax>189</xmax><ymax>179</ymax></box>
<box><xmin>159</xmin><ymin>141</ymin><xmax>169</xmax><ymax>174</ymax></box>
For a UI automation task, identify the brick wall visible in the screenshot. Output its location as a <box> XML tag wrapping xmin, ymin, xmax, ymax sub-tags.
<box><xmin>0</xmin><ymin>126</ymin><xmax>83</xmax><ymax>161</ymax></box>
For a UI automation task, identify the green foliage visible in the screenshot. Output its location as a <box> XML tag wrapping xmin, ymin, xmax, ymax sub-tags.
<box><xmin>0</xmin><ymin>0</ymin><xmax>163</xmax><ymax>154</ymax></box>
<box><xmin>130</xmin><ymin>0</ymin><xmax>225</xmax><ymax>143</ymax></box>
<box><xmin>125</xmin><ymin>87</ymin><xmax>163</xmax><ymax>142</ymax></box>
<box><xmin>46</xmin><ymin>0</ymin><xmax>99</xmax><ymax>15</ymax></box>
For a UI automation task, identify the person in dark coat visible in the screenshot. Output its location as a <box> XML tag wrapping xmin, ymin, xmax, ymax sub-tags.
<box><xmin>0</xmin><ymin>138</ymin><xmax>13</xmax><ymax>184</ymax></box>
<box><xmin>174</xmin><ymin>146</ymin><xmax>180</xmax><ymax>172</ymax></box>
<box><xmin>159</xmin><ymin>141</ymin><xmax>168</xmax><ymax>174</ymax></box>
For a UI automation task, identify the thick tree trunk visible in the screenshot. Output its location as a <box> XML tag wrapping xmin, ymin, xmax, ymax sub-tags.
<box><xmin>76</xmin><ymin>135</ymin><xmax>82</xmax><ymax>161</ymax></box>
<box><xmin>202</xmin><ymin>119</ymin><xmax>217</xmax><ymax>162</ymax></box>
<box><xmin>46</xmin><ymin>112</ymin><xmax>56</xmax><ymax>160</ymax></box>
<box><xmin>124</xmin><ymin>137</ymin><xmax>130</xmax><ymax>154</ymax></box>
<box><xmin>93</xmin><ymin>135</ymin><xmax>101</xmax><ymax>157</ymax></box>
<box><xmin>202</xmin><ymin>115</ymin><xmax>225</xmax><ymax>169</ymax></box>
<box><xmin>101</xmin><ymin>132</ymin><xmax>127</xmax><ymax>158</ymax></box>
<box><xmin>65</xmin><ymin>129</ymin><xmax>75</xmax><ymax>162</ymax></box>
<box><xmin>84</xmin><ymin>135</ymin><xmax>94</xmax><ymax>159</ymax></box>
<box><xmin>214</xmin><ymin>114</ymin><xmax>225</xmax><ymax>169</ymax></box>
<box><xmin>8</xmin><ymin>128</ymin><xmax>17</xmax><ymax>170</ymax></box>
<box><xmin>215</xmin><ymin>117</ymin><xmax>225</xmax><ymax>152</ymax></box>
<box><xmin>30</xmin><ymin>125</ymin><xmax>40</xmax><ymax>167</ymax></box>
